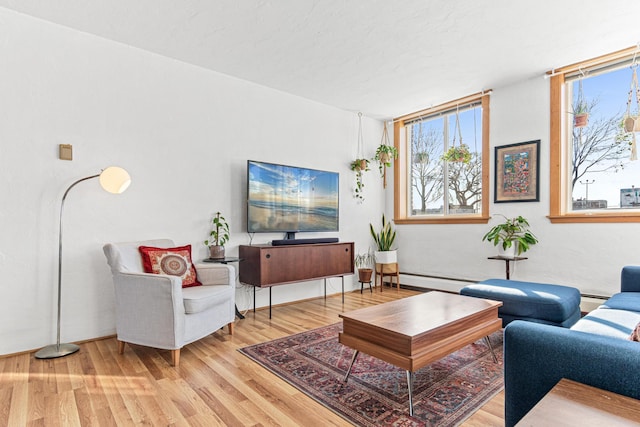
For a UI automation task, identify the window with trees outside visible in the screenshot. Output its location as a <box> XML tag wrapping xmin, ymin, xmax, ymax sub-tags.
<box><xmin>549</xmin><ymin>47</ymin><xmax>640</xmax><ymax>223</ymax></box>
<box><xmin>393</xmin><ymin>92</ymin><xmax>490</xmax><ymax>224</ymax></box>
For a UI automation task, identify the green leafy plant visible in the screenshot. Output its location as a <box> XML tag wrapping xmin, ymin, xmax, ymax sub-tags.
<box><xmin>482</xmin><ymin>215</ymin><xmax>538</xmax><ymax>255</ymax></box>
<box><xmin>369</xmin><ymin>214</ymin><xmax>397</xmax><ymax>251</ymax></box>
<box><xmin>204</xmin><ymin>211</ymin><xmax>230</xmax><ymax>247</ymax></box>
<box><xmin>354</xmin><ymin>249</ymin><xmax>374</xmax><ymax>269</ymax></box>
<box><xmin>374</xmin><ymin>144</ymin><xmax>398</xmax><ymax>176</ymax></box>
<box><xmin>442</xmin><ymin>144</ymin><xmax>471</xmax><ymax>163</ymax></box>
<box><xmin>350</xmin><ymin>158</ymin><xmax>370</xmax><ymax>201</ymax></box>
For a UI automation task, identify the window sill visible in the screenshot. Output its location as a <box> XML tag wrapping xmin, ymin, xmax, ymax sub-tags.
<box><xmin>548</xmin><ymin>212</ymin><xmax>640</xmax><ymax>223</ymax></box>
<box><xmin>395</xmin><ymin>215</ymin><xmax>490</xmax><ymax>225</ymax></box>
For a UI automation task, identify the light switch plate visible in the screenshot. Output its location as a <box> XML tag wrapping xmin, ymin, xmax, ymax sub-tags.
<box><xmin>59</xmin><ymin>144</ymin><xmax>72</xmax><ymax>160</ymax></box>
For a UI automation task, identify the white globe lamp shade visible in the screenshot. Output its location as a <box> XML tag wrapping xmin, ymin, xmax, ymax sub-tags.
<box><xmin>99</xmin><ymin>166</ymin><xmax>131</xmax><ymax>194</ymax></box>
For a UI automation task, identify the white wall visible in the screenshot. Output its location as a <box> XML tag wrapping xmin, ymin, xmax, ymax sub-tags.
<box><xmin>396</xmin><ymin>75</ymin><xmax>640</xmax><ymax>299</ymax></box>
<box><xmin>0</xmin><ymin>9</ymin><xmax>386</xmax><ymax>355</ymax></box>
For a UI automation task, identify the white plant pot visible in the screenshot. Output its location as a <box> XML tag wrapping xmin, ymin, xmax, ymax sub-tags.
<box><xmin>498</xmin><ymin>243</ymin><xmax>517</xmax><ymax>258</ymax></box>
<box><xmin>374</xmin><ymin>250</ymin><xmax>397</xmax><ymax>264</ymax></box>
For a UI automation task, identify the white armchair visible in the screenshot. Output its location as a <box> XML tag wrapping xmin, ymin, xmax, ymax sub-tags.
<box><xmin>103</xmin><ymin>239</ymin><xmax>235</xmax><ymax>366</ymax></box>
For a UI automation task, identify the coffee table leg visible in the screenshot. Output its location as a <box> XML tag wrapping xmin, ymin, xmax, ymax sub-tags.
<box><xmin>344</xmin><ymin>350</ymin><xmax>359</xmax><ymax>382</ymax></box>
<box><xmin>406</xmin><ymin>371</ymin><xmax>414</xmax><ymax>416</ymax></box>
<box><xmin>484</xmin><ymin>336</ymin><xmax>498</xmax><ymax>363</ymax></box>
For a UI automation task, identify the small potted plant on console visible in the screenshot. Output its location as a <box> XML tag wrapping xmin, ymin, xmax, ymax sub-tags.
<box><xmin>205</xmin><ymin>211</ymin><xmax>230</xmax><ymax>259</ymax></box>
<box><xmin>354</xmin><ymin>249</ymin><xmax>374</xmax><ymax>282</ymax></box>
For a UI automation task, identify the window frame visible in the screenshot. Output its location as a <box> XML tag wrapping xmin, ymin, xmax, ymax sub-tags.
<box><xmin>393</xmin><ymin>92</ymin><xmax>491</xmax><ymax>224</ymax></box>
<box><xmin>549</xmin><ymin>46</ymin><xmax>640</xmax><ymax>223</ymax></box>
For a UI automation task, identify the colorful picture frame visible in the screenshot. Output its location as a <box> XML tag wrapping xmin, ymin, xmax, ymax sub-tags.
<box><xmin>494</xmin><ymin>140</ymin><xmax>540</xmax><ymax>203</ymax></box>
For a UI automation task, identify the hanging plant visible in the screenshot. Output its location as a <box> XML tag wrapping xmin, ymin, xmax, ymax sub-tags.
<box><xmin>351</xmin><ymin>112</ymin><xmax>370</xmax><ymax>202</ymax></box>
<box><xmin>373</xmin><ymin>122</ymin><xmax>397</xmax><ymax>188</ymax></box>
<box><xmin>574</xmin><ymin>79</ymin><xmax>589</xmax><ymax>128</ymax></box>
<box><xmin>350</xmin><ymin>158</ymin><xmax>369</xmax><ymax>202</ymax></box>
<box><xmin>374</xmin><ymin>144</ymin><xmax>398</xmax><ymax>171</ymax></box>
<box><xmin>442</xmin><ymin>144</ymin><xmax>472</xmax><ymax>163</ymax></box>
<box><xmin>441</xmin><ymin>106</ymin><xmax>471</xmax><ymax>163</ymax></box>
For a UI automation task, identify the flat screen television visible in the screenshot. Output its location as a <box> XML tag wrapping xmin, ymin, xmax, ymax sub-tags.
<box><xmin>247</xmin><ymin>160</ymin><xmax>339</xmax><ymax>235</ymax></box>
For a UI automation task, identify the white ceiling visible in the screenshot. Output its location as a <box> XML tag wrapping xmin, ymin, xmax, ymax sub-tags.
<box><xmin>2</xmin><ymin>0</ymin><xmax>640</xmax><ymax>119</ymax></box>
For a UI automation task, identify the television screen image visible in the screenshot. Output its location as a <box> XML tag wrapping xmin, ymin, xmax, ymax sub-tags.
<box><xmin>247</xmin><ymin>160</ymin><xmax>339</xmax><ymax>233</ymax></box>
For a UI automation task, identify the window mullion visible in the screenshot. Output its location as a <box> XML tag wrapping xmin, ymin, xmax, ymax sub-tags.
<box><xmin>443</xmin><ymin>115</ymin><xmax>450</xmax><ymax>215</ymax></box>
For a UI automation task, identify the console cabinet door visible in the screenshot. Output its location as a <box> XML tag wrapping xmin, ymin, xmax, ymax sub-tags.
<box><xmin>239</xmin><ymin>243</ymin><xmax>354</xmax><ymax>286</ymax></box>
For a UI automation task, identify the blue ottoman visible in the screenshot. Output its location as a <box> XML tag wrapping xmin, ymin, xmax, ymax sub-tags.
<box><xmin>460</xmin><ymin>279</ymin><xmax>581</xmax><ymax>327</ymax></box>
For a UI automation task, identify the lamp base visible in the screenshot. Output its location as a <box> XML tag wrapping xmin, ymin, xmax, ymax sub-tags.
<box><xmin>35</xmin><ymin>343</ymin><xmax>80</xmax><ymax>359</ymax></box>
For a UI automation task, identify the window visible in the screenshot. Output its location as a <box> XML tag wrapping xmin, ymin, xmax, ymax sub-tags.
<box><xmin>394</xmin><ymin>92</ymin><xmax>490</xmax><ymax>224</ymax></box>
<box><xmin>549</xmin><ymin>46</ymin><xmax>640</xmax><ymax>223</ymax></box>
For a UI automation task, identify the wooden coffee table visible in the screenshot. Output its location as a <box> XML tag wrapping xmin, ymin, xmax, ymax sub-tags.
<box><xmin>339</xmin><ymin>291</ymin><xmax>502</xmax><ymax>415</ymax></box>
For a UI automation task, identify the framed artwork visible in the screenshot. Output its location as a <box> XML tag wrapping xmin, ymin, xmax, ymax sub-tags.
<box><xmin>494</xmin><ymin>140</ymin><xmax>540</xmax><ymax>203</ymax></box>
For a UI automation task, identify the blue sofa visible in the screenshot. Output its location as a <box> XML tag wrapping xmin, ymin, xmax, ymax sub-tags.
<box><xmin>504</xmin><ymin>266</ymin><xmax>640</xmax><ymax>427</ymax></box>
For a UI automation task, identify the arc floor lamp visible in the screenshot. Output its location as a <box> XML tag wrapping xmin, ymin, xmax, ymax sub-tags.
<box><xmin>35</xmin><ymin>166</ymin><xmax>131</xmax><ymax>359</ymax></box>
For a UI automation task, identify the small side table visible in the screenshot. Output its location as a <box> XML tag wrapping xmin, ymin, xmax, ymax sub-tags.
<box><xmin>202</xmin><ymin>257</ymin><xmax>245</xmax><ymax>319</ymax></box>
<box><xmin>516</xmin><ymin>378</ymin><xmax>640</xmax><ymax>426</ymax></box>
<box><xmin>488</xmin><ymin>255</ymin><xmax>527</xmax><ymax>280</ymax></box>
<box><xmin>375</xmin><ymin>262</ymin><xmax>400</xmax><ymax>292</ymax></box>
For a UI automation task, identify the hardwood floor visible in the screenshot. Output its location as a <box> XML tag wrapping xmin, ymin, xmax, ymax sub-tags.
<box><xmin>0</xmin><ymin>287</ymin><xmax>504</xmax><ymax>426</ymax></box>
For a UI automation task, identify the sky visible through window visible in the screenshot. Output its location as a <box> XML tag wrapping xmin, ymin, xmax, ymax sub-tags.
<box><xmin>572</xmin><ymin>65</ymin><xmax>640</xmax><ymax>208</ymax></box>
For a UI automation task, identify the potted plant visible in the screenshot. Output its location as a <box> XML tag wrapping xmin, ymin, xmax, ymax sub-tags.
<box><xmin>482</xmin><ymin>215</ymin><xmax>538</xmax><ymax>257</ymax></box>
<box><xmin>573</xmin><ymin>79</ymin><xmax>589</xmax><ymax>129</ymax></box>
<box><xmin>369</xmin><ymin>213</ymin><xmax>397</xmax><ymax>263</ymax></box>
<box><xmin>354</xmin><ymin>249</ymin><xmax>374</xmax><ymax>282</ymax></box>
<box><xmin>442</xmin><ymin>144</ymin><xmax>472</xmax><ymax>163</ymax></box>
<box><xmin>374</xmin><ymin>143</ymin><xmax>398</xmax><ymax>176</ymax></box>
<box><xmin>373</xmin><ymin>122</ymin><xmax>397</xmax><ymax>188</ymax></box>
<box><xmin>350</xmin><ymin>158</ymin><xmax>370</xmax><ymax>202</ymax></box>
<box><xmin>204</xmin><ymin>211</ymin><xmax>230</xmax><ymax>259</ymax></box>
<box><xmin>574</xmin><ymin>102</ymin><xmax>589</xmax><ymax>128</ymax></box>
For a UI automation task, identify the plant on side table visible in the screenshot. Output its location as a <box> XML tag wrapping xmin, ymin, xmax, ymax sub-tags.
<box><xmin>482</xmin><ymin>214</ymin><xmax>538</xmax><ymax>257</ymax></box>
<box><xmin>205</xmin><ymin>211</ymin><xmax>230</xmax><ymax>259</ymax></box>
<box><xmin>369</xmin><ymin>213</ymin><xmax>397</xmax><ymax>264</ymax></box>
<box><xmin>354</xmin><ymin>249</ymin><xmax>374</xmax><ymax>282</ymax></box>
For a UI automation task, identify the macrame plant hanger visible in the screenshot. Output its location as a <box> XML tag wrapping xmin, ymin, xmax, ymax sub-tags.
<box><xmin>443</xmin><ymin>105</ymin><xmax>468</xmax><ymax>163</ymax></box>
<box><xmin>357</xmin><ymin>112</ymin><xmax>365</xmax><ymax>162</ymax></box>
<box><xmin>624</xmin><ymin>54</ymin><xmax>640</xmax><ymax>161</ymax></box>
<box><xmin>380</xmin><ymin>121</ymin><xmax>391</xmax><ymax>188</ymax></box>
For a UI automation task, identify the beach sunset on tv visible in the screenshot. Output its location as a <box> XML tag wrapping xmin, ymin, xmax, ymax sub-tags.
<box><xmin>247</xmin><ymin>161</ymin><xmax>339</xmax><ymax>233</ymax></box>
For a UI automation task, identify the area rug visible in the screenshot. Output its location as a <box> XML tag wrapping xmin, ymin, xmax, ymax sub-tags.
<box><xmin>239</xmin><ymin>323</ymin><xmax>504</xmax><ymax>427</ymax></box>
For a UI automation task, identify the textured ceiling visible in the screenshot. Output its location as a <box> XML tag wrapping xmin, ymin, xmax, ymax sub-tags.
<box><xmin>1</xmin><ymin>0</ymin><xmax>640</xmax><ymax>119</ymax></box>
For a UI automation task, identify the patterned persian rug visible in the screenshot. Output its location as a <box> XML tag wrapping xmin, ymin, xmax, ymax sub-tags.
<box><xmin>239</xmin><ymin>323</ymin><xmax>504</xmax><ymax>427</ymax></box>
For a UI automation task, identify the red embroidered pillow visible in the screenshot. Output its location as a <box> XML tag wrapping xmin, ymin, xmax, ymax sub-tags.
<box><xmin>138</xmin><ymin>245</ymin><xmax>202</xmax><ymax>288</ymax></box>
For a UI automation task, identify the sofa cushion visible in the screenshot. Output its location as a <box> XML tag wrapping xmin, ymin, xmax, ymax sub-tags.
<box><xmin>599</xmin><ymin>292</ymin><xmax>640</xmax><ymax>312</ymax></box>
<box><xmin>182</xmin><ymin>284</ymin><xmax>233</xmax><ymax>314</ymax></box>
<box><xmin>139</xmin><ymin>244</ymin><xmax>202</xmax><ymax>288</ymax></box>
<box><xmin>570</xmin><ymin>308</ymin><xmax>640</xmax><ymax>340</ymax></box>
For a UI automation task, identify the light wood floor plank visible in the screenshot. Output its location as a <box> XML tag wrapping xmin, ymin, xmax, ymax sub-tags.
<box><xmin>1</xmin><ymin>287</ymin><xmax>505</xmax><ymax>425</ymax></box>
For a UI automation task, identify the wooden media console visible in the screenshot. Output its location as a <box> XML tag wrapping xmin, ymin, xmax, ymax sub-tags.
<box><xmin>239</xmin><ymin>242</ymin><xmax>354</xmax><ymax>318</ymax></box>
